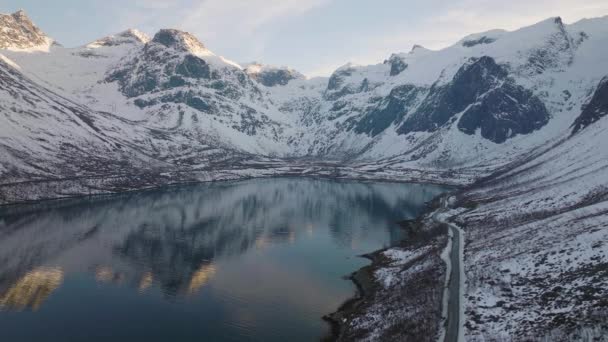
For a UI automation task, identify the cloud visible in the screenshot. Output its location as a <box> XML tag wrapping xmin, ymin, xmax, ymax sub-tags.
<box><xmin>180</xmin><ymin>0</ymin><xmax>331</xmax><ymax>40</ymax></box>
<box><xmin>107</xmin><ymin>0</ymin><xmax>332</xmax><ymax>68</ymax></box>
<box><xmin>434</xmin><ymin>0</ymin><xmax>608</xmax><ymax>32</ymax></box>
<box><xmin>303</xmin><ymin>0</ymin><xmax>608</xmax><ymax>76</ymax></box>
<box><xmin>101</xmin><ymin>0</ymin><xmax>607</xmax><ymax>77</ymax></box>
<box><xmin>133</xmin><ymin>0</ymin><xmax>177</xmax><ymax>10</ymax></box>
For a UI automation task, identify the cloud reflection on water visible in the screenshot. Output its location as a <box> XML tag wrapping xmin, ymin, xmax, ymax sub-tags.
<box><xmin>0</xmin><ymin>178</ymin><xmax>447</xmax><ymax>311</ymax></box>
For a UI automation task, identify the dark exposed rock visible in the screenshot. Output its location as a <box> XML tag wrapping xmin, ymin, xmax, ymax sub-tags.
<box><xmin>134</xmin><ymin>90</ymin><xmax>215</xmax><ymax>113</ymax></box>
<box><xmin>102</xmin><ymin>29</ymin><xmax>278</xmax><ymax>137</ymax></box>
<box><xmin>359</xmin><ymin>78</ymin><xmax>370</xmax><ymax>92</ymax></box>
<box><xmin>133</xmin><ymin>98</ymin><xmax>150</xmax><ymax>108</ymax></box>
<box><xmin>175</xmin><ymin>55</ymin><xmax>210</xmax><ymax>79</ymax></box>
<box><xmin>575</xmin><ymin>31</ymin><xmax>589</xmax><ymax>45</ymax></box>
<box><xmin>396</xmin><ymin>56</ymin><xmax>549</xmax><ymax>143</ymax></box>
<box><xmin>153</xmin><ymin>29</ymin><xmax>180</xmax><ymax>48</ymax></box>
<box><xmin>462</xmin><ymin>36</ymin><xmax>497</xmax><ymax>47</ymax></box>
<box><xmin>165</xmin><ymin>75</ymin><xmax>186</xmax><ymax>88</ymax></box>
<box><xmin>355</xmin><ymin>84</ymin><xmax>424</xmax><ymax>136</ymax></box>
<box><xmin>458</xmin><ymin>82</ymin><xmax>550</xmax><ymax>143</ymax></box>
<box><xmin>398</xmin><ymin>56</ymin><xmax>508</xmax><ymax>135</ymax></box>
<box><xmin>324</xmin><ymin>66</ymin><xmax>361</xmax><ymax>101</ymax></box>
<box><xmin>186</xmin><ymin>96</ymin><xmax>211</xmax><ymax>112</ymax></box>
<box><xmin>106</xmin><ymin>34</ymin><xmax>216</xmax><ymax>97</ymax></box>
<box><xmin>245</xmin><ymin>64</ymin><xmax>304</xmax><ymax>87</ymax></box>
<box><xmin>327</xmin><ymin>66</ymin><xmax>355</xmax><ymax>91</ymax></box>
<box><xmin>571</xmin><ymin>77</ymin><xmax>608</xmax><ymax>134</ymax></box>
<box><xmin>385</xmin><ymin>55</ymin><xmax>408</xmax><ymax>76</ymax></box>
<box><xmin>151</xmin><ymin>29</ymin><xmax>206</xmax><ymax>52</ymax></box>
<box><xmin>258</xmin><ymin>69</ymin><xmax>295</xmax><ymax>86</ymax></box>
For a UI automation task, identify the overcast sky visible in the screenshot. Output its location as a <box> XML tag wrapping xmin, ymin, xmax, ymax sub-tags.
<box><xmin>3</xmin><ymin>0</ymin><xmax>608</xmax><ymax>76</ymax></box>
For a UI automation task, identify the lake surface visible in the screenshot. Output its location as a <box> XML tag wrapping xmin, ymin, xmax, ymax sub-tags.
<box><xmin>0</xmin><ymin>178</ymin><xmax>447</xmax><ymax>342</ymax></box>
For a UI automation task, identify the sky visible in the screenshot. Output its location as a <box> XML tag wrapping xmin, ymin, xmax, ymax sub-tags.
<box><xmin>2</xmin><ymin>0</ymin><xmax>608</xmax><ymax>76</ymax></box>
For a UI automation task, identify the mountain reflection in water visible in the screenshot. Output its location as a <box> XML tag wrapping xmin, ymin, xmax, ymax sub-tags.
<box><xmin>0</xmin><ymin>178</ymin><xmax>447</xmax><ymax>342</ymax></box>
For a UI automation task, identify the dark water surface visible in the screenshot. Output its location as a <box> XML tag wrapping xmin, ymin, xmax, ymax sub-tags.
<box><xmin>0</xmin><ymin>178</ymin><xmax>447</xmax><ymax>342</ymax></box>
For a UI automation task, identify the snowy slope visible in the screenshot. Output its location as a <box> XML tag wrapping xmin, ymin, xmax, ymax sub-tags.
<box><xmin>0</xmin><ymin>53</ymin><xmax>148</xmax><ymax>183</ymax></box>
<box><xmin>4</xmin><ymin>14</ymin><xmax>608</xmax><ymax>167</ymax></box>
<box><xmin>0</xmin><ymin>52</ymin><xmax>257</xmax><ymax>195</ymax></box>
<box><xmin>0</xmin><ymin>11</ymin><xmax>607</xmax><ymax>194</ymax></box>
<box><xmin>442</xmin><ymin>104</ymin><xmax>608</xmax><ymax>340</ymax></box>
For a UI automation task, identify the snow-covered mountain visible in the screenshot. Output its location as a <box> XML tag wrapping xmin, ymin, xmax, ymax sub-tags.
<box><xmin>0</xmin><ymin>10</ymin><xmax>55</xmax><ymax>51</ymax></box>
<box><xmin>273</xmin><ymin>16</ymin><xmax>608</xmax><ymax>163</ymax></box>
<box><xmin>86</xmin><ymin>29</ymin><xmax>150</xmax><ymax>49</ymax></box>
<box><xmin>0</xmin><ymin>53</ymin><xmax>149</xmax><ymax>183</ymax></box>
<box><xmin>103</xmin><ymin>29</ymin><xmax>294</xmax><ymax>153</ymax></box>
<box><xmin>243</xmin><ymin>62</ymin><xmax>306</xmax><ymax>87</ymax></box>
<box><xmin>1</xmin><ymin>10</ymin><xmax>607</xmax><ymax>195</ymax></box>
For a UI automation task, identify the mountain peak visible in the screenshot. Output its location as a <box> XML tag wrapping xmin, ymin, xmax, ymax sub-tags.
<box><xmin>244</xmin><ymin>62</ymin><xmax>305</xmax><ymax>86</ymax></box>
<box><xmin>554</xmin><ymin>16</ymin><xmax>564</xmax><ymax>25</ymax></box>
<box><xmin>87</xmin><ymin>29</ymin><xmax>150</xmax><ymax>48</ymax></box>
<box><xmin>0</xmin><ymin>10</ymin><xmax>54</xmax><ymax>50</ymax></box>
<box><xmin>529</xmin><ymin>16</ymin><xmax>567</xmax><ymax>31</ymax></box>
<box><xmin>12</xmin><ymin>9</ymin><xmax>28</xmax><ymax>20</ymax></box>
<box><xmin>409</xmin><ymin>44</ymin><xmax>431</xmax><ymax>54</ymax></box>
<box><xmin>120</xmin><ymin>29</ymin><xmax>150</xmax><ymax>42</ymax></box>
<box><xmin>151</xmin><ymin>29</ymin><xmax>206</xmax><ymax>53</ymax></box>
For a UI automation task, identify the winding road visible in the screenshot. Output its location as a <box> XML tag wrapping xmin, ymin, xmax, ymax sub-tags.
<box><xmin>434</xmin><ymin>197</ymin><xmax>464</xmax><ymax>342</ymax></box>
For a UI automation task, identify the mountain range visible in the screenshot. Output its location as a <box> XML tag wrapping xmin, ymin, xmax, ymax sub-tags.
<box><xmin>0</xmin><ymin>11</ymin><xmax>608</xmax><ymax>200</ymax></box>
<box><xmin>1</xmin><ymin>11</ymin><xmax>606</xmax><ymax>199</ymax></box>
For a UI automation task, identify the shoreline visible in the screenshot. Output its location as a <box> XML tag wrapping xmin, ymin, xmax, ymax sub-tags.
<box><xmin>0</xmin><ymin>173</ymin><xmax>459</xmax><ymax>208</ymax></box>
<box><xmin>0</xmin><ymin>174</ymin><xmax>457</xmax><ymax>341</ymax></box>
<box><xmin>322</xmin><ymin>252</ymin><xmax>381</xmax><ymax>341</ymax></box>
<box><xmin>323</xmin><ymin>195</ymin><xmax>451</xmax><ymax>341</ymax></box>
<box><xmin>0</xmin><ymin>169</ymin><xmax>464</xmax><ymax>207</ymax></box>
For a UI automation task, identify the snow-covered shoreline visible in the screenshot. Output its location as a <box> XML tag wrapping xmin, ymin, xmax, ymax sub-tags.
<box><xmin>327</xmin><ymin>115</ymin><xmax>608</xmax><ymax>340</ymax></box>
<box><xmin>0</xmin><ymin>164</ymin><xmax>468</xmax><ymax>206</ymax></box>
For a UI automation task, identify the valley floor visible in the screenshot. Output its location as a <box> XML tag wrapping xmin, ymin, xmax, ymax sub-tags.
<box><xmin>0</xmin><ymin>159</ymin><xmax>470</xmax><ymax>205</ymax></box>
<box><xmin>2</xmin><ymin>128</ymin><xmax>607</xmax><ymax>342</ymax></box>
<box><xmin>328</xmin><ymin>123</ymin><xmax>608</xmax><ymax>341</ymax></box>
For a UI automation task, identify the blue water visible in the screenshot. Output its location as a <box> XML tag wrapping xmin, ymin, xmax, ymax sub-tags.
<box><xmin>0</xmin><ymin>178</ymin><xmax>447</xmax><ymax>341</ymax></box>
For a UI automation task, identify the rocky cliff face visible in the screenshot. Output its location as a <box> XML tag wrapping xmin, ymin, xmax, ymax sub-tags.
<box><xmin>394</xmin><ymin>56</ymin><xmax>549</xmax><ymax>143</ymax></box>
<box><xmin>104</xmin><ymin>29</ymin><xmax>287</xmax><ymax>141</ymax></box>
<box><xmin>244</xmin><ymin>62</ymin><xmax>305</xmax><ymax>87</ymax></box>
<box><xmin>571</xmin><ymin>76</ymin><xmax>608</xmax><ymax>134</ymax></box>
<box><xmin>0</xmin><ymin>10</ymin><xmax>54</xmax><ymax>50</ymax></box>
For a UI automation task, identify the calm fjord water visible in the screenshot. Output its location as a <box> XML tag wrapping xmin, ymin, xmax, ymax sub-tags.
<box><xmin>0</xmin><ymin>178</ymin><xmax>446</xmax><ymax>342</ymax></box>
